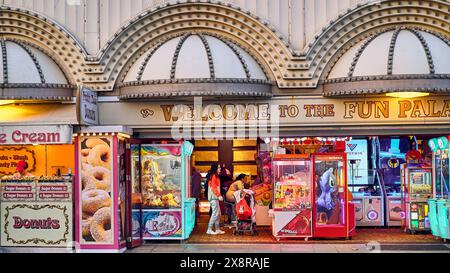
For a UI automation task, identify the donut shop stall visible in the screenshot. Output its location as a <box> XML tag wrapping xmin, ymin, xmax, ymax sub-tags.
<box><xmin>0</xmin><ymin>37</ymin><xmax>78</xmax><ymax>249</ymax></box>
<box><xmin>74</xmin><ymin>126</ymin><xmax>196</xmax><ymax>252</ymax></box>
<box><xmin>0</xmin><ymin>120</ymin><xmax>77</xmax><ymax>249</ymax></box>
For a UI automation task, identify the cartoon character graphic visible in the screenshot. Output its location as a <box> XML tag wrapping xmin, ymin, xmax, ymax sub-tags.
<box><xmin>316</xmin><ymin>168</ymin><xmax>336</xmax><ymax>220</ymax></box>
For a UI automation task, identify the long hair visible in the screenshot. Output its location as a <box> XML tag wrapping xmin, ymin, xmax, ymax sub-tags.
<box><xmin>206</xmin><ymin>163</ymin><xmax>219</xmax><ymax>182</ymax></box>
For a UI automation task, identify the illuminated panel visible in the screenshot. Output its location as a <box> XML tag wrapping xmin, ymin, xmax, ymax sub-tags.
<box><xmin>195</xmin><ymin>140</ymin><xmax>218</xmax><ymax>147</ymax></box>
<box><xmin>193</xmin><ymin>151</ymin><xmax>219</xmax><ymax>162</ymax></box>
<box><xmin>233</xmin><ymin>150</ymin><xmax>257</xmax><ymax>162</ymax></box>
<box><xmin>233</xmin><ymin>139</ymin><xmax>257</xmax><ymax>147</ymax></box>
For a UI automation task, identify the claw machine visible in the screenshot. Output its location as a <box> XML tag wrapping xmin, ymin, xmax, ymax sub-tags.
<box><xmin>133</xmin><ymin>142</ymin><xmax>195</xmax><ymax>240</ymax></box>
<box><xmin>429</xmin><ymin>136</ymin><xmax>450</xmax><ymax>240</ymax></box>
<box><xmin>272</xmin><ymin>154</ymin><xmax>313</xmax><ymax>240</ymax></box>
<box><xmin>401</xmin><ymin>164</ymin><xmax>433</xmax><ymax>233</ymax></box>
<box><xmin>313</xmin><ymin>153</ymin><xmax>351</xmax><ymax>238</ymax></box>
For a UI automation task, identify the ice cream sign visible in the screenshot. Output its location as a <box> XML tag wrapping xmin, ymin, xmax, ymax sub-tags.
<box><xmin>0</xmin><ymin>126</ymin><xmax>72</xmax><ymax>145</ymax></box>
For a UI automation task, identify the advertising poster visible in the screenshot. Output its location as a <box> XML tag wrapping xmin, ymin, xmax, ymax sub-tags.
<box><xmin>346</xmin><ymin>139</ymin><xmax>368</xmax><ymax>185</ymax></box>
<box><xmin>79</xmin><ymin>136</ymin><xmax>114</xmax><ymax>245</ymax></box>
<box><xmin>1</xmin><ymin>202</ymin><xmax>72</xmax><ymax>247</ymax></box>
<box><xmin>275</xmin><ymin>210</ymin><xmax>312</xmax><ymax>237</ymax></box>
<box><xmin>142</xmin><ymin>210</ymin><xmax>182</xmax><ymax>238</ymax></box>
<box><xmin>0</xmin><ymin>147</ymin><xmax>36</xmax><ymax>176</ymax></box>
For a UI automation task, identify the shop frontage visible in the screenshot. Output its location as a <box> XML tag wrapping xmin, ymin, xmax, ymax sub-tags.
<box><xmin>0</xmin><ymin>35</ymin><xmax>78</xmax><ymax>249</ymax></box>
<box><xmin>0</xmin><ymin>0</ymin><xmax>449</xmax><ymax>252</ymax></box>
<box><xmin>0</xmin><ymin>125</ymin><xmax>75</xmax><ymax>248</ymax></box>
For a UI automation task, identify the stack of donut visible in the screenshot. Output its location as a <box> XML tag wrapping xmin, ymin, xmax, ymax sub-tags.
<box><xmin>81</xmin><ymin>138</ymin><xmax>113</xmax><ymax>243</ymax></box>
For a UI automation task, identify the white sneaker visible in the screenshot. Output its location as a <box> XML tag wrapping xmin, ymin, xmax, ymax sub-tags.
<box><xmin>206</xmin><ymin>229</ymin><xmax>217</xmax><ymax>235</ymax></box>
<box><xmin>215</xmin><ymin>230</ymin><xmax>226</xmax><ymax>235</ymax></box>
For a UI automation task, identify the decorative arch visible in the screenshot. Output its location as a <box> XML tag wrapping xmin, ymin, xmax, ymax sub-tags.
<box><xmin>0</xmin><ymin>5</ymin><xmax>88</xmax><ymax>86</ymax></box>
<box><xmin>93</xmin><ymin>0</ymin><xmax>450</xmax><ymax>91</ymax></box>
<box><xmin>1</xmin><ymin>1</ymin><xmax>449</xmax><ymax>92</ymax></box>
<box><xmin>92</xmin><ymin>1</ymin><xmax>294</xmax><ymax>91</ymax></box>
<box><xmin>305</xmin><ymin>0</ymin><xmax>450</xmax><ymax>86</ymax></box>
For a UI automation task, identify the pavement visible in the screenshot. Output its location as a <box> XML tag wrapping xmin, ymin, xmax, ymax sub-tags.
<box><xmin>1</xmin><ymin>243</ymin><xmax>449</xmax><ymax>253</ymax></box>
<box><xmin>125</xmin><ymin>243</ymin><xmax>450</xmax><ymax>253</ymax></box>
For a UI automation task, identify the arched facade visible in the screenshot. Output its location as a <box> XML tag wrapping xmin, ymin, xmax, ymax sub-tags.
<box><xmin>1</xmin><ymin>0</ymin><xmax>450</xmax><ymax>252</ymax></box>
<box><xmin>0</xmin><ymin>1</ymin><xmax>447</xmax><ymax>92</ymax></box>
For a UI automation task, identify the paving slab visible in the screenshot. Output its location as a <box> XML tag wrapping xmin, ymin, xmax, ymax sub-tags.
<box><xmin>280</xmin><ymin>244</ymin><xmax>314</xmax><ymax>253</ymax></box>
<box><xmin>313</xmin><ymin>244</ymin><xmax>338</xmax><ymax>253</ymax></box>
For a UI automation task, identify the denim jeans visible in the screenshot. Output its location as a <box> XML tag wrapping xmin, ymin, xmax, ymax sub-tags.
<box><xmin>208</xmin><ymin>200</ymin><xmax>221</xmax><ymax>229</ymax></box>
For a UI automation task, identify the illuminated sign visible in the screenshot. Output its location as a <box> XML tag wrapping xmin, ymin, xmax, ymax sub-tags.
<box><xmin>0</xmin><ymin>126</ymin><xmax>72</xmax><ymax>145</ymax></box>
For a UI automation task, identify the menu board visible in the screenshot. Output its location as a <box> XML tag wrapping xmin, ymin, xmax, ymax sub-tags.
<box><xmin>0</xmin><ymin>178</ymin><xmax>73</xmax><ymax>247</ymax></box>
<box><xmin>1</xmin><ymin>180</ymin><xmax>35</xmax><ymax>202</ymax></box>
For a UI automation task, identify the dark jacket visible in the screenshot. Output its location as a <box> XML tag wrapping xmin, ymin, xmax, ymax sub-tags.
<box><xmin>191</xmin><ymin>171</ymin><xmax>202</xmax><ymax>198</ymax></box>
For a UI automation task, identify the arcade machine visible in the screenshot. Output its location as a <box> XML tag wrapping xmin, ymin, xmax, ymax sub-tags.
<box><xmin>131</xmin><ymin>142</ymin><xmax>195</xmax><ymax>240</ymax></box>
<box><xmin>401</xmin><ymin>150</ymin><xmax>433</xmax><ymax>234</ymax></box>
<box><xmin>429</xmin><ymin>136</ymin><xmax>450</xmax><ymax>240</ymax></box>
<box><xmin>347</xmin><ymin>139</ymin><xmax>384</xmax><ymax>227</ymax></box>
<box><xmin>271</xmin><ymin>138</ymin><xmax>355</xmax><ymax>240</ymax></box>
<box><xmin>272</xmin><ymin>154</ymin><xmax>313</xmax><ymax>240</ymax></box>
<box><xmin>313</xmin><ymin>152</ymin><xmax>353</xmax><ymax>238</ymax></box>
<box><xmin>378</xmin><ymin>137</ymin><xmax>409</xmax><ymax>227</ymax></box>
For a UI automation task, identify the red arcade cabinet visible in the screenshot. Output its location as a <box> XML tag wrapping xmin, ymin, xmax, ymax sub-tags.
<box><xmin>313</xmin><ymin>152</ymin><xmax>354</xmax><ymax>238</ymax></box>
<box><xmin>272</xmin><ymin>138</ymin><xmax>355</xmax><ymax>239</ymax></box>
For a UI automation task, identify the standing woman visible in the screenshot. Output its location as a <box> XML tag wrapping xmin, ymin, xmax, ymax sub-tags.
<box><xmin>206</xmin><ymin>163</ymin><xmax>225</xmax><ymax>235</ymax></box>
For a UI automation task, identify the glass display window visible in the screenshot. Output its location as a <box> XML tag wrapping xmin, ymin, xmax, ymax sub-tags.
<box><xmin>273</xmin><ymin>157</ymin><xmax>312</xmax><ymax>211</ymax></box>
<box><xmin>140</xmin><ymin>145</ymin><xmax>182</xmax><ymax>209</ymax></box>
<box><xmin>314</xmin><ymin>155</ymin><xmax>346</xmax><ymax>226</ymax></box>
<box><xmin>409</xmin><ymin>169</ymin><xmax>432</xmax><ymax>195</ymax></box>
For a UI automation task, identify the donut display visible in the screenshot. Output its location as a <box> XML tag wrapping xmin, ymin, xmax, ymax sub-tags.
<box><xmin>90</xmin><ymin>207</ymin><xmax>112</xmax><ymax>242</ymax></box>
<box><xmin>81</xmin><ymin>149</ymin><xmax>91</xmax><ymax>163</ymax></box>
<box><xmin>82</xmin><ymin>189</ymin><xmax>111</xmax><ymax>214</ymax></box>
<box><xmin>79</xmin><ymin>137</ymin><xmax>113</xmax><ymax>244</ymax></box>
<box><xmin>86</xmin><ymin>138</ymin><xmax>109</xmax><ymax>149</ymax></box>
<box><xmin>88</xmin><ymin>166</ymin><xmax>111</xmax><ymax>192</ymax></box>
<box><xmin>82</xmin><ymin>218</ymin><xmax>93</xmax><ymax>237</ymax></box>
<box><xmin>87</xmin><ymin>144</ymin><xmax>111</xmax><ymax>169</ymax></box>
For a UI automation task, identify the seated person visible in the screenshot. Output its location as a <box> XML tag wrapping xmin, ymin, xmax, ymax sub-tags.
<box><xmin>226</xmin><ymin>174</ymin><xmax>247</xmax><ymax>203</ymax></box>
<box><xmin>223</xmin><ymin>174</ymin><xmax>247</xmax><ymax>224</ymax></box>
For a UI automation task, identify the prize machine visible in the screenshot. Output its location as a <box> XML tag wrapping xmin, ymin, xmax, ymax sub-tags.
<box><xmin>272</xmin><ymin>138</ymin><xmax>355</xmax><ymax>240</ymax></box>
<box><xmin>130</xmin><ymin>142</ymin><xmax>195</xmax><ymax>241</ymax></box>
<box><xmin>272</xmin><ymin>154</ymin><xmax>313</xmax><ymax>240</ymax></box>
<box><xmin>429</xmin><ymin>137</ymin><xmax>450</xmax><ymax>240</ymax></box>
<box><xmin>378</xmin><ymin>137</ymin><xmax>409</xmax><ymax>227</ymax></box>
<box><xmin>347</xmin><ymin>138</ymin><xmax>384</xmax><ymax>227</ymax></box>
<box><xmin>313</xmin><ymin>152</ymin><xmax>353</xmax><ymax>238</ymax></box>
<box><xmin>400</xmin><ymin>149</ymin><xmax>433</xmax><ymax>234</ymax></box>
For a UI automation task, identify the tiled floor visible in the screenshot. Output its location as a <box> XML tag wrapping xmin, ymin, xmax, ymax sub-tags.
<box><xmin>188</xmin><ymin>216</ymin><xmax>438</xmax><ymax>244</ymax></box>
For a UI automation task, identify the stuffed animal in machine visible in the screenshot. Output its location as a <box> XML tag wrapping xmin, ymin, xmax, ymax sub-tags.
<box><xmin>316</xmin><ymin>168</ymin><xmax>336</xmax><ymax>219</ymax></box>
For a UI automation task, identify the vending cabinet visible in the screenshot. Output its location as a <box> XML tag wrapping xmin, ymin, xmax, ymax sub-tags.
<box><xmin>401</xmin><ymin>165</ymin><xmax>433</xmax><ymax>233</ymax></box>
<box><xmin>313</xmin><ymin>153</ymin><xmax>352</xmax><ymax>238</ymax></box>
<box><xmin>272</xmin><ymin>155</ymin><xmax>313</xmax><ymax>240</ymax></box>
